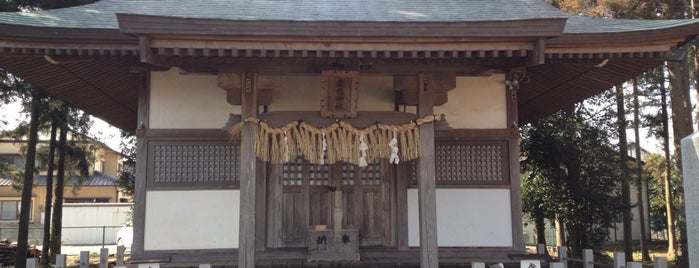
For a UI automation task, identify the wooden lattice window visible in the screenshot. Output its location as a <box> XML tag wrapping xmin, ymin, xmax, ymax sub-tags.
<box><xmin>282</xmin><ymin>157</ymin><xmax>304</xmax><ymax>186</ymax></box>
<box><xmin>341</xmin><ymin>162</ymin><xmax>356</xmax><ymax>186</ymax></box>
<box><xmin>434</xmin><ymin>141</ymin><xmax>509</xmax><ymax>185</ymax></box>
<box><xmin>308</xmin><ymin>162</ymin><xmax>330</xmax><ymax>186</ymax></box>
<box><xmin>150</xmin><ymin>142</ymin><xmax>240</xmax><ymax>186</ymax></box>
<box><xmin>360</xmin><ymin>161</ymin><xmax>382</xmax><ymax>186</ymax></box>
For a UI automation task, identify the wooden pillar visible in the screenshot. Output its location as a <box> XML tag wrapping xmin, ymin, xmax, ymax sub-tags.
<box><xmin>506</xmin><ymin>69</ymin><xmax>525</xmax><ymax>250</ymax></box>
<box><xmin>417</xmin><ymin>73</ymin><xmax>439</xmax><ymax>268</ymax></box>
<box><xmin>132</xmin><ymin>70</ymin><xmax>150</xmax><ymax>257</ymax></box>
<box><xmin>238</xmin><ymin>72</ymin><xmax>258</xmax><ymax>268</ymax></box>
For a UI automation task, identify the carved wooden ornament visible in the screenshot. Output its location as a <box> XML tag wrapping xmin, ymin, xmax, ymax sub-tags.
<box><xmin>321</xmin><ymin>70</ymin><xmax>358</xmax><ymax>118</ymax></box>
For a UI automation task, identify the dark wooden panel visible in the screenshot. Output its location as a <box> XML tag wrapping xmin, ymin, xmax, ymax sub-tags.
<box><xmin>434</xmin><ymin>141</ymin><xmax>509</xmax><ymax>186</ymax></box>
<box><xmin>309</xmin><ymin>189</ymin><xmax>331</xmax><ymax>226</ymax></box>
<box><xmin>395</xmin><ymin>161</ymin><xmax>409</xmax><ymax>250</ymax></box>
<box><xmin>147</xmin><ymin>141</ymin><xmax>240</xmax><ymax>187</ymax></box>
<box><xmin>266</xmin><ymin>164</ymin><xmax>283</xmax><ymax>248</ymax></box>
<box><xmin>281</xmin><ymin>190</ymin><xmax>306</xmax><ymax>247</ymax></box>
<box><xmin>142</xmin><ymin>129</ymin><xmax>230</xmax><ymax>141</ymax></box>
<box><xmin>341</xmin><ymin>188</ymin><xmax>358</xmax><ymax>228</ymax></box>
<box><xmin>436</xmin><ymin>129</ymin><xmax>515</xmax><ymax>140</ymax></box>
<box><xmin>361</xmin><ymin>190</ymin><xmax>383</xmax><ymax>246</ymax></box>
<box><xmin>270</xmin><ymin>157</ymin><xmax>397</xmax><ymax>250</ymax></box>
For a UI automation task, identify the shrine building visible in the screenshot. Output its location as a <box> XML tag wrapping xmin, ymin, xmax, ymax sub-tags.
<box><xmin>1</xmin><ymin>1</ymin><xmax>698</xmax><ymax>267</ymax></box>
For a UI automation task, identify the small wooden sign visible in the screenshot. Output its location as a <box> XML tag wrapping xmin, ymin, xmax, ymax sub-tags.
<box><xmin>321</xmin><ymin>70</ymin><xmax>358</xmax><ymax>118</ymax></box>
<box><xmin>308</xmin><ymin>229</ymin><xmax>359</xmax><ymax>262</ymax></box>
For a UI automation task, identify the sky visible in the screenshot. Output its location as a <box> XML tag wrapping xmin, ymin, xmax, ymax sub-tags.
<box><xmin>1</xmin><ymin>100</ymin><xmax>124</xmax><ymax>151</ymax></box>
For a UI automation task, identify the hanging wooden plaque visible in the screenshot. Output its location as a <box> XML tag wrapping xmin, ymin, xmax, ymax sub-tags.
<box><xmin>320</xmin><ymin>70</ymin><xmax>358</xmax><ymax>118</ymax></box>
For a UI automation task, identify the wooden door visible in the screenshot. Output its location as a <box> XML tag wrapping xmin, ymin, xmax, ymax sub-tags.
<box><xmin>267</xmin><ymin>158</ymin><xmax>396</xmax><ymax>248</ymax></box>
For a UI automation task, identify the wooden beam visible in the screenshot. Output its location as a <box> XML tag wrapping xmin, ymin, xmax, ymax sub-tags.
<box><xmin>218</xmin><ymin>72</ymin><xmax>277</xmax><ymax>90</ymax></box>
<box><xmin>256</xmin><ymin>111</ymin><xmax>417</xmax><ymax>129</ymax></box>
<box><xmin>226</xmin><ymin>88</ymin><xmax>273</xmax><ymax>106</ymax></box>
<box><xmin>417</xmin><ymin>73</ymin><xmax>439</xmax><ymax>268</ymax></box>
<box><xmin>238</xmin><ymin>72</ymin><xmax>258</xmax><ymax>268</ymax></box>
<box><xmin>160</xmin><ymin>56</ymin><xmax>507</xmax><ymax>75</ymax></box>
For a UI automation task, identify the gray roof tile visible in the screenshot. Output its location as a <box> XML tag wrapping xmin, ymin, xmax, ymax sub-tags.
<box><xmin>1</xmin><ymin>1</ymin><xmax>698</xmax><ymax>37</ymax></box>
<box><xmin>2</xmin><ymin>0</ymin><xmax>697</xmax><ymax>36</ymax></box>
<box><xmin>35</xmin><ymin>171</ymin><xmax>118</xmax><ymax>186</ymax></box>
<box><xmin>0</xmin><ymin>0</ymin><xmax>568</xmax><ymax>29</ymax></box>
<box><xmin>564</xmin><ymin>15</ymin><xmax>699</xmax><ymax>33</ymax></box>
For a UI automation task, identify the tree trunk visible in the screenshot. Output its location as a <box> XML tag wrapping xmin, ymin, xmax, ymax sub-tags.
<box><xmin>694</xmin><ymin>43</ymin><xmax>699</xmax><ymax>131</ymax></box>
<box><xmin>50</xmin><ymin>106</ymin><xmax>68</xmax><ymax>257</ymax></box>
<box><xmin>666</xmin><ymin>1</ymin><xmax>693</xmax><ymax>261</ymax></box>
<box><xmin>563</xmin><ymin>106</ymin><xmax>586</xmax><ymax>258</ymax></box>
<box><xmin>41</xmin><ymin>121</ymin><xmax>57</xmax><ymax>264</ymax></box>
<box><xmin>616</xmin><ymin>85</ymin><xmax>633</xmax><ymax>262</ymax></box>
<box><xmin>534</xmin><ymin>210</ymin><xmax>548</xmax><ymax>249</ymax></box>
<box><xmin>696</xmin><ymin>51</ymin><xmax>699</xmax><ymax>132</ymax></box>
<box><xmin>567</xmin><ymin>224</ymin><xmax>583</xmax><ymax>258</ymax></box>
<box><xmin>668</xmin><ymin>57</ymin><xmax>692</xmax><ymax>262</ymax></box>
<box><xmin>660</xmin><ymin>71</ymin><xmax>678</xmax><ymax>259</ymax></box>
<box><xmin>633</xmin><ymin>79</ymin><xmax>651</xmax><ymax>262</ymax></box>
<box><xmin>14</xmin><ymin>91</ymin><xmax>42</xmax><ymax>268</ymax></box>
<box><xmin>555</xmin><ymin>216</ymin><xmax>566</xmax><ymax>247</ymax></box>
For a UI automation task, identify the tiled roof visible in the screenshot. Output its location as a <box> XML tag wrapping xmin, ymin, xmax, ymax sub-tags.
<box><xmin>0</xmin><ymin>171</ymin><xmax>117</xmax><ymax>188</ymax></box>
<box><xmin>564</xmin><ymin>15</ymin><xmax>699</xmax><ymax>34</ymax></box>
<box><xmin>34</xmin><ymin>171</ymin><xmax>118</xmax><ymax>186</ymax></box>
<box><xmin>1</xmin><ymin>0</ymin><xmax>698</xmax><ymax>36</ymax></box>
<box><xmin>0</xmin><ymin>0</ymin><xmax>568</xmax><ymax>29</ymax></box>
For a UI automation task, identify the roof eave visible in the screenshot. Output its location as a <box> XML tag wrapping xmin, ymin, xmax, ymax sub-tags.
<box><xmin>0</xmin><ymin>23</ymin><xmax>133</xmax><ymax>41</ymax></box>
<box><xmin>549</xmin><ymin>21</ymin><xmax>699</xmax><ymax>46</ymax></box>
<box><xmin>116</xmin><ymin>13</ymin><xmax>567</xmax><ymax>38</ymax></box>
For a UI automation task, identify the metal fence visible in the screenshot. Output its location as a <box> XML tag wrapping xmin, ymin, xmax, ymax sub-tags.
<box><xmin>0</xmin><ymin>225</ymin><xmax>122</xmax><ymax>247</ymax></box>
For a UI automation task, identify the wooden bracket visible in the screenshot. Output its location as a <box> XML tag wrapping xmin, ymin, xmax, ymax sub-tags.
<box><xmin>505</xmin><ymin>67</ymin><xmax>528</xmax><ymax>91</ymax></box>
<box><xmin>218</xmin><ymin>72</ymin><xmax>275</xmax><ymax>106</ymax></box>
<box><xmin>138</xmin><ymin>36</ymin><xmax>173</xmax><ymax>70</ymax></box>
<box><xmin>527</xmin><ymin>38</ymin><xmax>546</xmax><ymax>66</ymax></box>
<box><xmin>138</xmin><ymin>36</ymin><xmax>151</xmax><ymax>64</ymax></box>
<box><xmin>664</xmin><ymin>45</ymin><xmax>688</xmax><ymax>62</ymax></box>
<box><xmin>394</xmin><ymin>73</ymin><xmax>455</xmax><ymax>106</ymax></box>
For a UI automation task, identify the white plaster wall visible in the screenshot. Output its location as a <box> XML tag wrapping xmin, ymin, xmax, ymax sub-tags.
<box><xmin>144</xmin><ymin>190</ymin><xmax>239</xmax><ymax>250</ymax></box>
<box><xmin>435</xmin><ymin>75</ymin><xmax>507</xmax><ymax>129</ymax></box>
<box><xmin>150</xmin><ymin>69</ymin><xmax>240</xmax><ymax>129</ymax></box>
<box><xmin>408</xmin><ymin>188</ymin><xmax>513</xmax><ymax>247</ymax></box>
<box><xmin>608</xmin><ymin>181</ymin><xmax>650</xmax><ymax>242</ymax></box>
<box><xmin>268</xmin><ymin>74</ymin><xmax>394</xmax><ymax>112</ymax></box>
<box><xmin>0</xmin><ymin>142</ymin><xmax>19</xmax><ymax>154</ymax></box>
<box><xmin>358</xmin><ymin>74</ymin><xmax>395</xmax><ymax>111</ymax></box>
